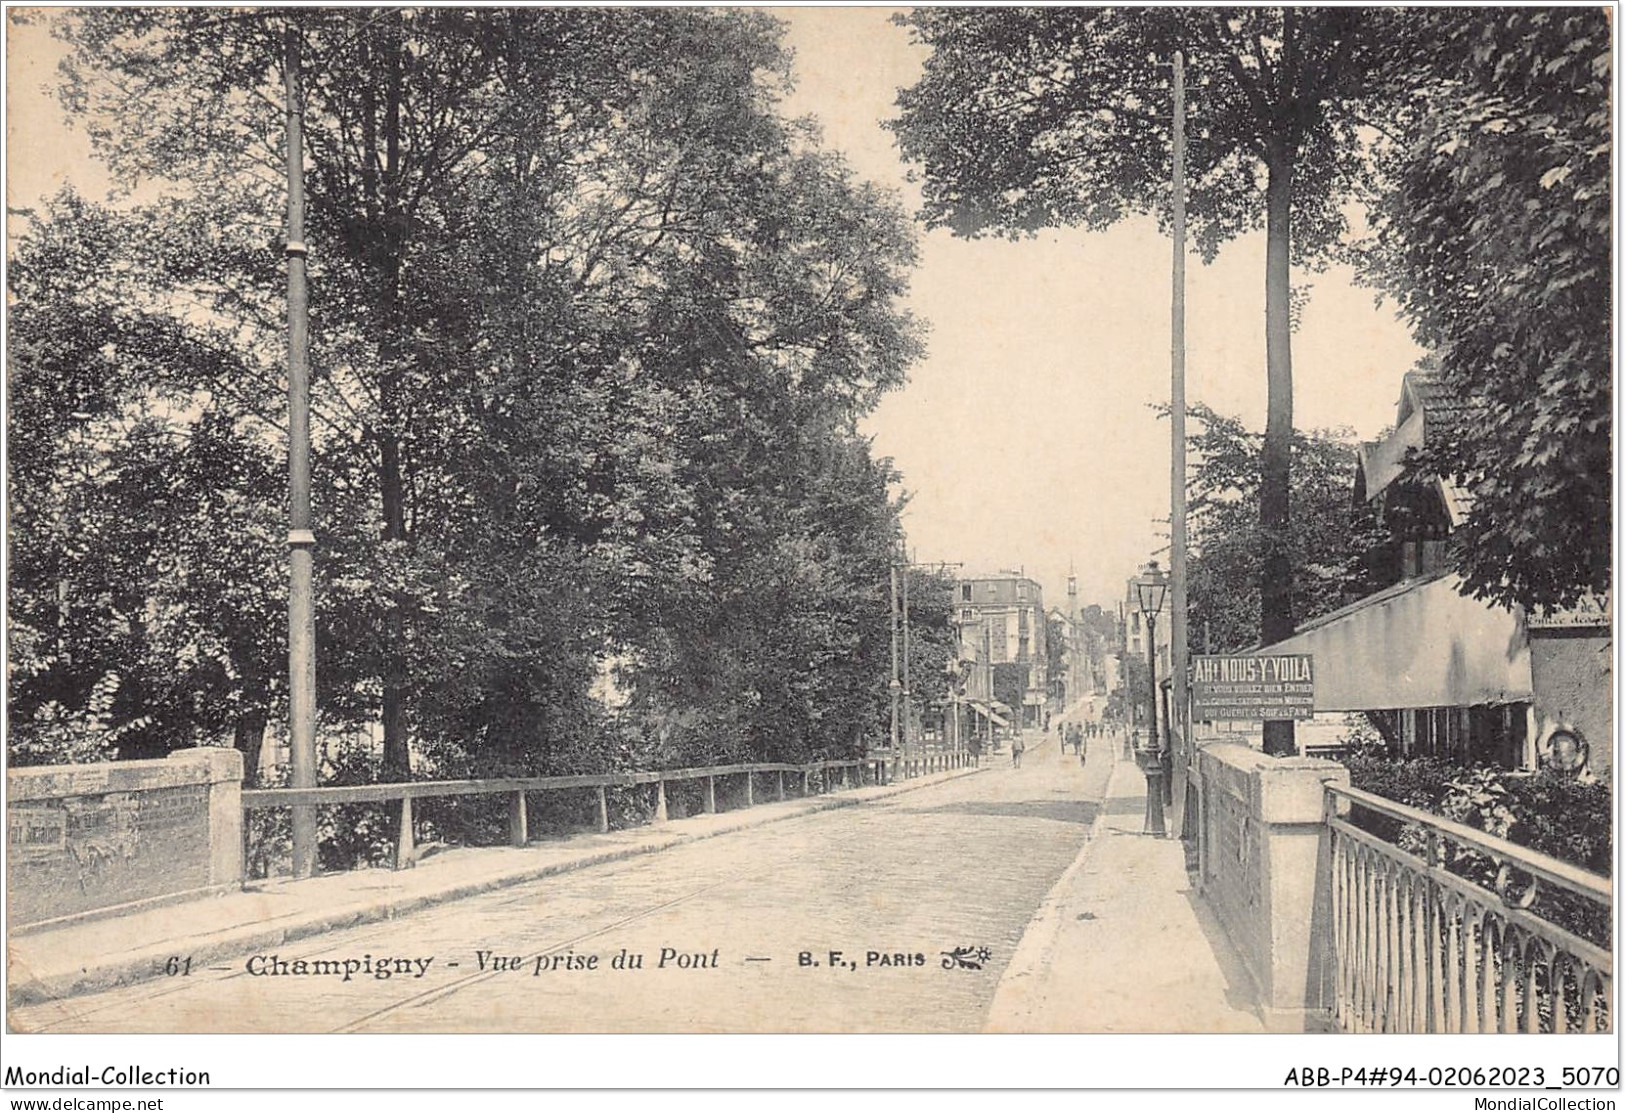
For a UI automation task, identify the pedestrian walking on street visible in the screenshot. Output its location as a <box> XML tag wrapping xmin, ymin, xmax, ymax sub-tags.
<box><xmin>1011</xmin><ymin>733</ymin><xmax>1025</xmax><ymax>768</ymax></box>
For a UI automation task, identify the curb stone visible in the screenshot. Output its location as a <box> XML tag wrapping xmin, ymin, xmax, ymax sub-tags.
<box><xmin>983</xmin><ymin>739</ymin><xmax>1123</xmax><ymax>1030</ymax></box>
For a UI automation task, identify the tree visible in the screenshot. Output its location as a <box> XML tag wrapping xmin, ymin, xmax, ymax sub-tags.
<box><xmin>1111</xmin><ymin>652</ymin><xmax>1150</xmax><ymax>734</ymax></box>
<box><xmin>1046</xmin><ymin>614</ymin><xmax>1068</xmax><ymax>705</ymax></box>
<box><xmin>893</xmin><ymin>8</ymin><xmax>1412</xmax><ymax>753</ymax></box>
<box><xmin>7</xmin><ymin>196</ymin><xmax>290</xmax><ymax>780</ymax></box>
<box><xmin>1076</xmin><ymin>603</ymin><xmax>1118</xmax><ymax>695</ymax></box>
<box><xmin>31</xmin><ymin>9</ymin><xmax>923</xmax><ymax>786</ymax></box>
<box><xmin>1182</xmin><ymin>404</ymin><xmax>1390</xmax><ymax>654</ymax></box>
<box><xmin>61</xmin><ymin>8</ymin><xmax>762</xmax><ymax>780</ymax></box>
<box><xmin>992</xmin><ymin>662</ymin><xmax>1029</xmax><ymax>721</ymax></box>
<box><xmin>904</xmin><ymin>567</ymin><xmax>959</xmax><ymax>731</ymax></box>
<box><xmin>1359</xmin><ymin>9</ymin><xmax>1610</xmax><ymax>611</ymax></box>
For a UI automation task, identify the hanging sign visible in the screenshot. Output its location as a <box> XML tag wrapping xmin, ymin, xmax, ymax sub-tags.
<box><xmin>1190</xmin><ymin>654</ymin><xmax>1314</xmax><ymax>721</ymax></box>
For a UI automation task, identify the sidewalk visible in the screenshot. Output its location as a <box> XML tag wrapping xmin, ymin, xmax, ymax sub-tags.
<box><xmin>986</xmin><ymin>737</ymin><xmax>1265</xmax><ymax>1033</ymax></box>
<box><xmin>7</xmin><ymin>764</ymin><xmax>980</xmax><ymax>1009</ymax></box>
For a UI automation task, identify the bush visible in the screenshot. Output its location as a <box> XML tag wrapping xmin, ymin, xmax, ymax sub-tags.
<box><xmin>1346</xmin><ymin>755</ymin><xmax>1611</xmax><ymax>875</ymax></box>
<box><xmin>1342</xmin><ymin>753</ymin><xmax>1457</xmax><ymax>849</ymax></box>
<box><xmin>1503</xmin><ymin>774</ymin><xmax>1612</xmax><ymax>877</ymax></box>
<box><xmin>246</xmin><ymin>743</ymin><xmax>396</xmax><ymax>876</ymax></box>
<box><xmin>1343</xmin><ymin>753</ymin><xmax>1611</xmax><ymax>948</ymax></box>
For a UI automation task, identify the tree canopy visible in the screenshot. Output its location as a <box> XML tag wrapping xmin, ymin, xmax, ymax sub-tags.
<box><xmin>891</xmin><ymin>7</ymin><xmax>1393</xmax><ymax>259</ymax></box>
<box><xmin>11</xmin><ymin>9</ymin><xmax>924</xmax><ymax>809</ymax></box>
<box><xmin>1359</xmin><ymin>8</ymin><xmax>1611</xmax><ymax>611</ymax></box>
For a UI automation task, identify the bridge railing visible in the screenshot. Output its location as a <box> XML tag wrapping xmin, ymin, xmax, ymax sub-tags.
<box><xmin>244</xmin><ymin>749</ymin><xmax>972</xmax><ymax>871</ymax></box>
<box><xmin>1326</xmin><ymin>783</ymin><xmax>1612</xmax><ymax>1034</ymax></box>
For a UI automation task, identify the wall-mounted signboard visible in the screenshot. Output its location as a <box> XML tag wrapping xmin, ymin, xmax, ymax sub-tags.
<box><xmin>1527</xmin><ymin>592</ymin><xmax>1612</xmax><ymax>630</ymax></box>
<box><xmin>1190</xmin><ymin>654</ymin><xmax>1314</xmax><ymax>721</ymax></box>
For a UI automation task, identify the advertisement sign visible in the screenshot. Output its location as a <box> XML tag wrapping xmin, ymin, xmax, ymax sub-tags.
<box><xmin>1527</xmin><ymin>591</ymin><xmax>1611</xmax><ymax>630</ymax></box>
<box><xmin>1190</xmin><ymin>654</ymin><xmax>1314</xmax><ymax>721</ymax></box>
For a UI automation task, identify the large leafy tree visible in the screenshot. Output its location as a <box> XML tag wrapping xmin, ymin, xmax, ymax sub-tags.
<box><xmin>1046</xmin><ymin>615</ymin><xmax>1068</xmax><ymax>704</ymax></box>
<box><xmin>992</xmin><ymin>662</ymin><xmax>1030</xmax><ymax>721</ymax></box>
<box><xmin>893</xmin><ymin>7</ymin><xmax>1411</xmax><ymax>752</ymax></box>
<box><xmin>902</xmin><ymin>566</ymin><xmax>958</xmax><ymax>730</ymax></box>
<box><xmin>57</xmin><ymin>8</ymin><xmax>736</xmax><ymax>780</ymax></box>
<box><xmin>21</xmin><ymin>9</ymin><xmax>922</xmax><ymax>783</ymax></box>
<box><xmin>1110</xmin><ymin>651</ymin><xmax>1151</xmax><ymax>734</ymax></box>
<box><xmin>1360</xmin><ymin>9</ymin><xmax>1610</xmax><ymax>611</ymax></box>
<box><xmin>1075</xmin><ymin>603</ymin><xmax>1118</xmax><ymax>696</ymax></box>
<box><xmin>8</xmin><ymin>196</ymin><xmax>292</xmax><ymax>780</ymax></box>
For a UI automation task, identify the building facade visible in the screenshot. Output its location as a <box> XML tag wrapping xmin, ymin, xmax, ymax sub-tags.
<box><xmin>1121</xmin><ymin>571</ymin><xmax>1172</xmax><ymax>735</ymax></box>
<box><xmin>955</xmin><ymin>573</ymin><xmax>1048</xmax><ymax>729</ymax></box>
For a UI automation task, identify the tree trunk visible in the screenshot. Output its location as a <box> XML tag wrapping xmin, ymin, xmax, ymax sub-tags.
<box><xmin>380</xmin><ymin>432</ymin><xmax>411</xmax><ymax>782</ymax></box>
<box><xmin>377</xmin><ymin>11</ymin><xmax>412</xmax><ymax>785</ymax></box>
<box><xmin>1260</xmin><ymin>146</ymin><xmax>1296</xmax><ymax>757</ymax></box>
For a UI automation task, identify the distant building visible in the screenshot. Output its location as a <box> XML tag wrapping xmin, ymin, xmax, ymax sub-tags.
<box><xmin>954</xmin><ymin>573</ymin><xmax>1047</xmax><ymax>730</ymax></box>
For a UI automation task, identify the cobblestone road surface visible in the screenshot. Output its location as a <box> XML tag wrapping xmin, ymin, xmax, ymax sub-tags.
<box><xmin>15</xmin><ymin>733</ymin><xmax>1112</xmax><ymax>1034</ymax></box>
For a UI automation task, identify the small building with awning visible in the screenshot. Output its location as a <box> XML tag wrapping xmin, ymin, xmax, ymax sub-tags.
<box><xmin>1257</xmin><ymin>569</ymin><xmax>1534</xmax><ymax>769</ymax></box>
<box><xmin>1245</xmin><ymin>367</ymin><xmax>1610</xmax><ymax>774</ymax></box>
<box><xmin>967</xmin><ymin>699</ymin><xmax>1012</xmax><ymax>730</ymax></box>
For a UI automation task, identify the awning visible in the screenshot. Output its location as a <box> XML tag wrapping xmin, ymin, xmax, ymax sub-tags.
<box><xmin>968</xmin><ymin>700</ymin><xmax>1011</xmax><ymax>728</ymax></box>
<box><xmin>1257</xmin><ymin>572</ymin><xmax>1531</xmax><ymax>712</ymax></box>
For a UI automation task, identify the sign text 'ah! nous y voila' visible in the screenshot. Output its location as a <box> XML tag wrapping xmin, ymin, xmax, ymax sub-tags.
<box><xmin>1189</xmin><ymin>654</ymin><xmax>1314</xmax><ymax>721</ymax></box>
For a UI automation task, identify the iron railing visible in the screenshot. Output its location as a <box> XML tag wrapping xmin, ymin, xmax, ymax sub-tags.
<box><xmin>1326</xmin><ymin>783</ymin><xmax>1611</xmax><ymax>1033</ymax></box>
<box><xmin>244</xmin><ymin>747</ymin><xmax>972</xmax><ymax>871</ymax></box>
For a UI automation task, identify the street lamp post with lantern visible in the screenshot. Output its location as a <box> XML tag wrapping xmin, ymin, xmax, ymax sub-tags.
<box><xmin>1136</xmin><ymin>561</ymin><xmax>1169</xmax><ymax>837</ymax></box>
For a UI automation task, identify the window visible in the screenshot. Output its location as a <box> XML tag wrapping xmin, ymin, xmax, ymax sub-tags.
<box><xmin>961</xmin><ymin>584</ymin><xmax>973</xmax><ymax>602</ymax></box>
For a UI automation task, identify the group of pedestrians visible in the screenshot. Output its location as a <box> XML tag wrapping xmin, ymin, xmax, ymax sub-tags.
<box><xmin>1004</xmin><ymin>714</ymin><xmax>1113</xmax><ymax>769</ymax></box>
<box><xmin>1059</xmin><ymin>722</ymin><xmax>1087</xmax><ymax>767</ymax></box>
<box><xmin>1062</xmin><ymin>718</ymin><xmax>1107</xmax><ymax>759</ymax></box>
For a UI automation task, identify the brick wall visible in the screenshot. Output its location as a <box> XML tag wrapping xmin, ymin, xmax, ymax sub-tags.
<box><xmin>7</xmin><ymin>748</ymin><xmax>243</xmax><ymax>930</ymax></box>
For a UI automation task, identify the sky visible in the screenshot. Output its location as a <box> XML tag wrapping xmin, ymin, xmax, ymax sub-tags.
<box><xmin>776</xmin><ymin>7</ymin><xmax>1426</xmax><ymax>611</ymax></box>
<box><xmin>6</xmin><ymin>6</ymin><xmax>1428</xmax><ymax>613</ymax></box>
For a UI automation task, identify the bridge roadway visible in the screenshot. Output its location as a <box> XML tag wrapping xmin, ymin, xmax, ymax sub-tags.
<box><xmin>14</xmin><ymin>733</ymin><xmax>1112</xmax><ymax>1034</ymax></box>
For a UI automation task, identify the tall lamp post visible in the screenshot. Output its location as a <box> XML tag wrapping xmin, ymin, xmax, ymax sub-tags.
<box><xmin>1136</xmin><ymin>561</ymin><xmax>1169</xmax><ymax>837</ymax></box>
<box><xmin>889</xmin><ymin>557</ymin><xmax>900</xmax><ymax>782</ymax></box>
<box><xmin>284</xmin><ymin>24</ymin><xmax>318</xmax><ymax>878</ymax></box>
<box><xmin>901</xmin><ymin>548</ymin><xmax>912</xmax><ymax>753</ymax></box>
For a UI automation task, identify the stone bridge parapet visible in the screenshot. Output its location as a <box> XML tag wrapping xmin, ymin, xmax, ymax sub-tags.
<box><xmin>7</xmin><ymin>747</ymin><xmax>244</xmax><ymax>931</ymax></box>
<box><xmin>1193</xmin><ymin>741</ymin><xmax>1348</xmax><ymax>1032</ymax></box>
